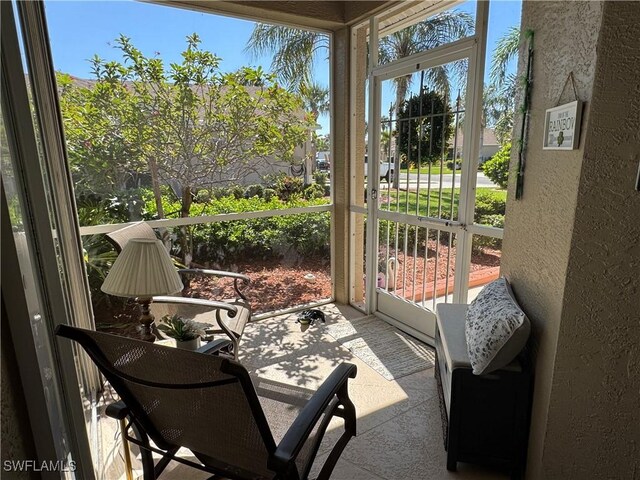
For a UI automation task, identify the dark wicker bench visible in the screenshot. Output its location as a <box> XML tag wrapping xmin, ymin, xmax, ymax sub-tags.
<box><xmin>434</xmin><ymin>304</ymin><xmax>532</xmax><ymax>479</ymax></box>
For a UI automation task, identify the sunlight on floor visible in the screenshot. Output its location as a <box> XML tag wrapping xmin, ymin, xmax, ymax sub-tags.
<box><xmin>115</xmin><ymin>303</ymin><xmax>508</xmax><ymax>480</ymax></box>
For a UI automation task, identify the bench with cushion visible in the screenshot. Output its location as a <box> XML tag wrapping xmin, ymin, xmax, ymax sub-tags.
<box><xmin>435</xmin><ymin>303</ymin><xmax>532</xmax><ymax>478</ymax></box>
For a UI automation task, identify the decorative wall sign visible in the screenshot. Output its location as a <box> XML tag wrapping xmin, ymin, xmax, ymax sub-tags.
<box><xmin>543</xmin><ymin>100</ymin><xmax>583</xmax><ymax>150</ymax></box>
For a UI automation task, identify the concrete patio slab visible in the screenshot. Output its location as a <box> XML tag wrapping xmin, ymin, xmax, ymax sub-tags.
<box><xmin>121</xmin><ymin>303</ymin><xmax>508</xmax><ymax>479</ymax></box>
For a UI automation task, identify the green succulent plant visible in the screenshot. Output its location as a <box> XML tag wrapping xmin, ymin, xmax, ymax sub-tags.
<box><xmin>157</xmin><ymin>314</ymin><xmax>204</xmax><ymax>342</ymax></box>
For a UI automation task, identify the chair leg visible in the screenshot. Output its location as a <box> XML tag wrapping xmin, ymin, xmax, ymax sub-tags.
<box><xmin>231</xmin><ymin>337</ymin><xmax>239</xmax><ymax>361</ymax></box>
<box><xmin>119</xmin><ymin>419</ymin><xmax>134</xmax><ymax>480</ymax></box>
<box><xmin>130</xmin><ymin>421</ymin><xmax>156</xmax><ymax>480</ymax></box>
<box><xmin>316</xmin><ymin>432</ymin><xmax>353</xmax><ymax>480</ymax></box>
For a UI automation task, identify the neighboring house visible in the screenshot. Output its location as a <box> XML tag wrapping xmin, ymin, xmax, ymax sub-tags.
<box><xmin>449</xmin><ymin>126</ymin><xmax>501</xmax><ymax>163</ymax></box>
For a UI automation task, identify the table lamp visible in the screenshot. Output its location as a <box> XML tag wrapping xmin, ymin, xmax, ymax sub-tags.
<box><xmin>101</xmin><ymin>238</ymin><xmax>183</xmax><ymax>342</ymax></box>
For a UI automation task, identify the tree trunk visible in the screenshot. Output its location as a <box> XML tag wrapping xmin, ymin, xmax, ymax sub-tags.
<box><xmin>180</xmin><ymin>186</ymin><xmax>192</xmax><ymax>266</ymax></box>
<box><xmin>148</xmin><ymin>157</ymin><xmax>164</xmax><ymax>219</ymax></box>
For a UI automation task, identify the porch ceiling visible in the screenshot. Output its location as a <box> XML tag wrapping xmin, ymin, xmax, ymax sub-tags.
<box><xmin>150</xmin><ymin>1</ymin><xmax>460</xmax><ymax>36</ymax></box>
<box><xmin>149</xmin><ymin>0</ymin><xmax>405</xmax><ymax>31</ymax></box>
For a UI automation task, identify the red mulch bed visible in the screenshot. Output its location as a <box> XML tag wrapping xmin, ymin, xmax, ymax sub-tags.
<box><xmin>378</xmin><ymin>240</ymin><xmax>501</xmax><ymax>292</ymax></box>
<box><xmin>94</xmin><ymin>246</ymin><xmax>499</xmax><ymax>337</ymax></box>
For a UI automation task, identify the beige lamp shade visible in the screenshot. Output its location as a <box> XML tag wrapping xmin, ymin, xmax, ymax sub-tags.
<box><xmin>101</xmin><ymin>238</ymin><xmax>183</xmax><ymax>298</ymax></box>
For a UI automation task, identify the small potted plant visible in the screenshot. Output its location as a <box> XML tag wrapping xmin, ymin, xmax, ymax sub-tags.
<box><xmin>157</xmin><ymin>314</ymin><xmax>204</xmax><ymax>350</ymax></box>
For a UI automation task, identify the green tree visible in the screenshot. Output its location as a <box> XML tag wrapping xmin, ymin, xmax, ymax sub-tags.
<box><xmin>57</xmin><ymin>71</ymin><xmax>146</xmax><ymax>202</ymax></box>
<box><xmin>60</xmin><ymin>34</ymin><xmax>311</xmax><ymax>263</ymax></box>
<box><xmin>246</xmin><ymin>12</ymin><xmax>473</xmax><ymax>187</ymax></box>
<box><xmin>300</xmin><ymin>82</ymin><xmax>329</xmax><ymax>121</ymax></box>
<box><xmin>482</xmin><ymin>142</ymin><xmax>511</xmax><ymax>189</ymax></box>
<box><xmin>380</xmin><ymin>130</ymin><xmax>391</xmax><ymax>160</ymax></box>
<box><xmin>245</xmin><ymin>25</ymin><xmax>329</xmax><ymax>92</ymax></box>
<box><xmin>378</xmin><ymin>12</ymin><xmax>473</xmax><ymax>186</ymax></box>
<box><xmin>315</xmin><ymin>134</ymin><xmax>330</xmax><ymax>152</ymax></box>
<box><xmin>300</xmin><ymin>82</ymin><xmax>329</xmax><ymax>170</ymax></box>
<box><xmin>490</xmin><ymin>26</ymin><xmax>520</xmax><ymax>90</ymax></box>
<box><xmin>396</xmin><ymin>90</ymin><xmax>453</xmax><ymax>167</ymax></box>
<box><xmin>487</xmin><ymin>26</ymin><xmax>520</xmax><ymax>144</ymax></box>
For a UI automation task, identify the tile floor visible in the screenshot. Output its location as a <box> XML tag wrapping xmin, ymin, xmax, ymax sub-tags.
<box><xmin>126</xmin><ymin>304</ymin><xmax>509</xmax><ymax>480</ymax></box>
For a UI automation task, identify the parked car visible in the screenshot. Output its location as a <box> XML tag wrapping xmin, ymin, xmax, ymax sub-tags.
<box><xmin>364</xmin><ymin>155</ymin><xmax>395</xmax><ymax>183</ymax></box>
<box><xmin>316</xmin><ymin>157</ymin><xmax>330</xmax><ymax>171</ymax></box>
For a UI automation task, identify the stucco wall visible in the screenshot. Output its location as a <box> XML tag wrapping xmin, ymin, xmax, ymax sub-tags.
<box><xmin>500</xmin><ymin>1</ymin><xmax>604</xmax><ymax>478</ymax></box>
<box><xmin>541</xmin><ymin>2</ymin><xmax>640</xmax><ymax>477</ymax></box>
<box><xmin>332</xmin><ymin>27</ymin><xmax>352</xmax><ymax>303</ymax></box>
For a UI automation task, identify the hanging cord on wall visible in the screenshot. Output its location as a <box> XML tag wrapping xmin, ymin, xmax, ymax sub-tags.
<box><xmin>555</xmin><ymin>71</ymin><xmax>579</xmax><ymax>106</ymax></box>
<box><xmin>516</xmin><ymin>29</ymin><xmax>535</xmax><ymax>200</ymax></box>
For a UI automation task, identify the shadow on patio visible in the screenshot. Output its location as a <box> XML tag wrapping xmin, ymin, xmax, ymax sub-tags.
<box><xmin>110</xmin><ymin>304</ymin><xmax>509</xmax><ymax>480</ymax></box>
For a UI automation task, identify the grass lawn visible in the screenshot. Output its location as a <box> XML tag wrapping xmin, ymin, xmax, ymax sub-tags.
<box><xmin>383</xmin><ymin>187</ymin><xmax>506</xmax><ymax>218</ymax></box>
<box><xmin>399</xmin><ymin>165</ymin><xmax>456</xmax><ymax>175</ymax></box>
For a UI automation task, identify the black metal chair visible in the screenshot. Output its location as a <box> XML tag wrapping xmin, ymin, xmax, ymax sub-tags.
<box><xmin>105</xmin><ymin>221</ymin><xmax>251</xmax><ymax>359</ymax></box>
<box><xmin>56</xmin><ymin>325</ymin><xmax>357</xmax><ymax>480</ymax></box>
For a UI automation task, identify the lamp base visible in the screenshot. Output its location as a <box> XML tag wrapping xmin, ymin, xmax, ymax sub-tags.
<box><xmin>137</xmin><ymin>297</ymin><xmax>156</xmax><ymax>342</ymax></box>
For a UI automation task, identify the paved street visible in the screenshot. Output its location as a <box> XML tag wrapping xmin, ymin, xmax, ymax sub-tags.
<box><xmin>370</xmin><ymin>172</ymin><xmax>499</xmax><ymax>190</ymax></box>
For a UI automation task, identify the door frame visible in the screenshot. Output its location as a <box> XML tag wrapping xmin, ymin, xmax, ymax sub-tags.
<box><xmin>1</xmin><ymin>2</ymin><xmax>97</xmax><ymax>477</ymax></box>
<box><xmin>364</xmin><ymin>2</ymin><xmax>489</xmax><ymax>342</ymax></box>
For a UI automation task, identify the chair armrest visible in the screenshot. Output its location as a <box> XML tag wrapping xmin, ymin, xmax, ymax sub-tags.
<box><xmin>270</xmin><ymin>363</ymin><xmax>357</xmax><ymax>470</ymax></box>
<box><xmin>152</xmin><ymin>296</ymin><xmax>238</xmax><ymax>318</ymax></box>
<box><xmin>105</xmin><ymin>400</ymin><xmax>129</xmax><ymax>420</ymax></box>
<box><xmin>196</xmin><ymin>338</ymin><xmax>233</xmax><ymax>355</ymax></box>
<box><xmin>177</xmin><ymin>269</ymin><xmax>250</xmax><ymax>301</ymax></box>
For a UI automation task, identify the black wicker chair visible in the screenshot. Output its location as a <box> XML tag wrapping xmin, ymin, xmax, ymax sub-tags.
<box><xmin>56</xmin><ymin>325</ymin><xmax>357</xmax><ymax>480</ymax></box>
<box><xmin>105</xmin><ymin>221</ymin><xmax>251</xmax><ymax>359</ymax></box>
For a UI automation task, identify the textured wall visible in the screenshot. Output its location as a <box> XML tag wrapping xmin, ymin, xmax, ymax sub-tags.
<box><xmin>542</xmin><ymin>2</ymin><xmax>640</xmax><ymax>477</ymax></box>
<box><xmin>353</xmin><ymin>26</ymin><xmax>367</xmax><ymax>303</ymax></box>
<box><xmin>332</xmin><ymin>27</ymin><xmax>352</xmax><ymax>303</ymax></box>
<box><xmin>500</xmin><ymin>2</ymin><xmax>603</xmax><ymax>478</ymax></box>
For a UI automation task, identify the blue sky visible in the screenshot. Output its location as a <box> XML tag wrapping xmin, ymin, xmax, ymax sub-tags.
<box><xmin>44</xmin><ymin>0</ymin><xmax>521</xmax><ymax>135</ymax></box>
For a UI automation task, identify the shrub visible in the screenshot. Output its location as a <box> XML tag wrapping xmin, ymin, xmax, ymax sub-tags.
<box><xmin>473</xmin><ymin>214</ymin><xmax>504</xmax><ymax>252</ymax></box>
<box><xmin>477</xmin><ymin>214</ymin><xmax>505</xmax><ymax>229</ymax></box>
<box><xmin>474</xmin><ymin>189</ymin><xmax>506</xmax><ymax>218</ymax></box>
<box><xmin>482</xmin><ymin>142</ymin><xmax>511</xmax><ymax>189</ymax></box>
<box><xmin>313</xmin><ymin>171</ymin><xmax>328</xmax><ymax>185</ymax></box>
<box><xmin>244</xmin><ymin>184</ymin><xmax>264</xmax><ymax>199</ymax></box>
<box><xmin>229</xmin><ymin>185</ymin><xmax>245</xmax><ymax>200</ymax></box>
<box><xmin>304</xmin><ymin>183</ymin><xmax>325</xmax><ymax>200</ymax></box>
<box><xmin>272</xmin><ymin>212</ymin><xmax>330</xmax><ymax>258</ymax></box>
<box><xmin>272</xmin><ymin>174</ymin><xmax>305</xmax><ymax>201</ymax></box>
<box><xmin>194</xmin><ymin>189</ymin><xmax>211</xmax><ymax>203</ymax></box>
<box><xmin>263</xmin><ymin>188</ymin><xmax>276</xmax><ymax>202</ymax></box>
<box><xmin>141</xmin><ymin>191</ymin><xmax>331</xmax><ymax>266</ymax></box>
<box><xmin>212</xmin><ymin>187</ymin><xmax>231</xmax><ymax>200</ymax></box>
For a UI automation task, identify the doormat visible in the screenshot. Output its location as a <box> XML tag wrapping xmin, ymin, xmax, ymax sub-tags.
<box><xmin>324</xmin><ymin>316</ymin><xmax>435</xmax><ymax>381</ymax></box>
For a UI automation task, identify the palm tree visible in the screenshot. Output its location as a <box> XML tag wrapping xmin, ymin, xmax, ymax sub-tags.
<box><xmin>300</xmin><ymin>82</ymin><xmax>329</xmax><ymax>174</ymax></box>
<box><xmin>490</xmin><ymin>26</ymin><xmax>520</xmax><ymax>91</ymax></box>
<box><xmin>246</xmin><ymin>11</ymin><xmax>474</xmax><ymax>186</ymax></box>
<box><xmin>378</xmin><ymin>12</ymin><xmax>473</xmax><ymax>185</ymax></box>
<box><xmin>487</xmin><ymin>26</ymin><xmax>520</xmax><ymax>144</ymax></box>
<box><xmin>245</xmin><ymin>24</ymin><xmax>329</xmax><ymax>93</ymax></box>
<box><xmin>301</xmin><ymin>82</ymin><xmax>330</xmax><ymax>121</ymax></box>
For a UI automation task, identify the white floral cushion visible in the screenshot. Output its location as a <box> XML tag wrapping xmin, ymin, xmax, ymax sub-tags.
<box><xmin>465</xmin><ymin>277</ymin><xmax>530</xmax><ymax>375</ymax></box>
